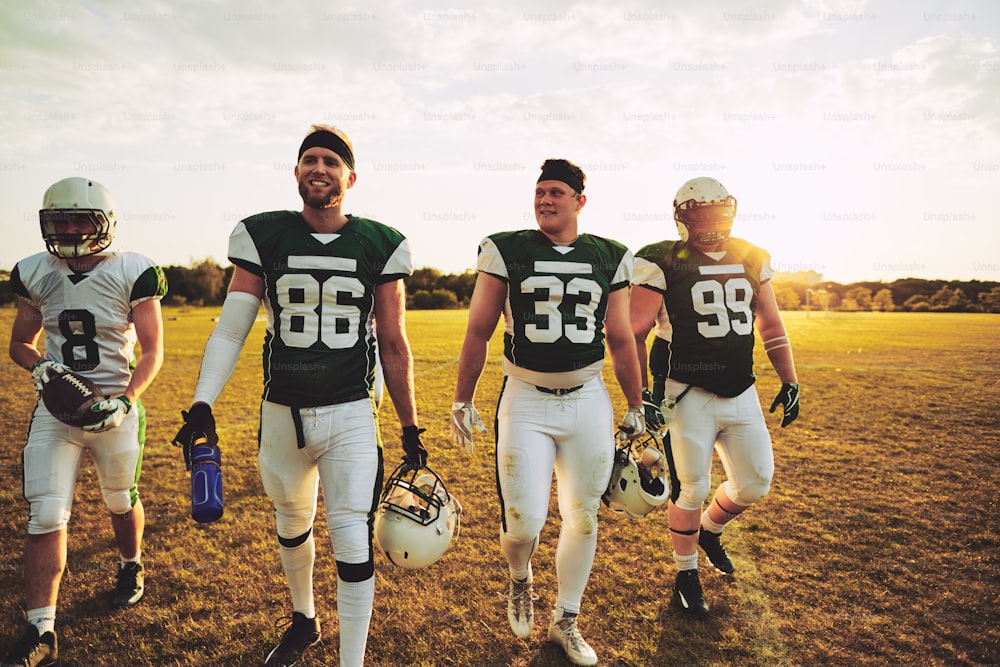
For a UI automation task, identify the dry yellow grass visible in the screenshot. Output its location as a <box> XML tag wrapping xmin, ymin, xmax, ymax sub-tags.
<box><xmin>0</xmin><ymin>308</ymin><xmax>997</xmax><ymax>666</ymax></box>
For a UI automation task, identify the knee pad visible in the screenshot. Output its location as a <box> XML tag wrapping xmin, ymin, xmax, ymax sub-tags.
<box><xmin>274</xmin><ymin>511</ymin><xmax>315</xmax><ymax>541</ymax></box>
<box><xmin>103</xmin><ymin>488</ymin><xmax>135</xmax><ymax>515</ymax></box>
<box><xmin>674</xmin><ymin>477</ymin><xmax>711</xmax><ymax>512</ymax></box>
<box><xmin>503</xmin><ymin>510</ymin><xmax>546</xmax><ymax>542</ymax></box>
<box><xmin>336</xmin><ymin>559</ymin><xmax>374</xmax><ymax>583</ymax></box>
<box><xmin>30</xmin><ymin>498</ymin><xmax>70</xmax><ymax>533</ymax></box>
<box><xmin>728</xmin><ymin>478</ymin><xmax>771</xmax><ymax>506</ymax></box>
<box><xmin>563</xmin><ymin>505</ymin><xmax>600</xmax><ymax>536</ymax></box>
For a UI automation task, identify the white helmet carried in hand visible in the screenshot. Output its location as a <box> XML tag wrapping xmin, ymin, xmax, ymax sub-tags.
<box><xmin>40</xmin><ymin>177</ymin><xmax>118</xmax><ymax>259</ymax></box>
<box><xmin>673</xmin><ymin>176</ymin><xmax>737</xmax><ymax>246</ymax></box>
<box><xmin>375</xmin><ymin>462</ymin><xmax>462</xmax><ymax>570</ymax></box>
<box><xmin>602</xmin><ymin>431</ymin><xmax>670</xmax><ymax>519</ymax></box>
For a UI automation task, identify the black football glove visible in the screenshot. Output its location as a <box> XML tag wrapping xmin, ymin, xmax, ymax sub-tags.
<box><xmin>642</xmin><ymin>388</ymin><xmax>665</xmax><ymax>433</ymax></box>
<box><xmin>401</xmin><ymin>425</ymin><xmax>428</xmax><ymax>470</ymax></box>
<box><xmin>769</xmin><ymin>382</ymin><xmax>800</xmax><ymax>428</ymax></box>
<box><xmin>173</xmin><ymin>403</ymin><xmax>218</xmax><ymax>469</ymax></box>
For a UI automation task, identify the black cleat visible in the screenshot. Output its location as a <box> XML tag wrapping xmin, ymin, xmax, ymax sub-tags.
<box><xmin>699</xmin><ymin>529</ymin><xmax>735</xmax><ymax>574</ymax></box>
<box><xmin>2</xmin><ymin>625</ymin><xmax>58</xmax><ymax>667</ymax></box>
<box><xmin>671</xmin><ymin>569</ymin><xmax>709</xmax><ymax>616</ymax></box>
<box><xmin>113</xmin><ymin>561</ymin><xmax>145</xmax><ymax>607</ymax></box>
<box><xmin>264</xmin><ymin>612</ymin><xmax>321</xmax><ymax>667</ymax></box>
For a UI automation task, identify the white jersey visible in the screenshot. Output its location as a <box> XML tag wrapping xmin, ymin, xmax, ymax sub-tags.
<box><xmin>11</xmin><ymin>251</ymin><xmax>167</xmax><ymax>395</ymax></box>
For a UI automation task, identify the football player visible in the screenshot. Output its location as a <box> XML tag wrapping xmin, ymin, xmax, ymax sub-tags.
<box><xmin>451</xmin><ymin>159</ymin><xmax>644</xmax><ymax>666</ymax></box>
<box><xmin>4</xmin><ymin>177</ymin><xmax>167</xmax><ymax>664</ymax></box>
<box><xmin>174</xmin><ymin>125</ymin><xmax>424</xmax><ymax>667</ymax></box>
<box><xmin>630</xmin><ymin>177</ymin><xmax>800</xmax><ymax>616</ymax></box>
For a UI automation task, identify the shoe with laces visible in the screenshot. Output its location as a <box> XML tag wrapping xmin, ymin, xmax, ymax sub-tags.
<box><xmin>2</xmin><ymin>625</ymin><xmax>58</xmax><ymax>667</ymax></box>
<box><xmin>112</xmin><ymin>561</ymin><xmax>145</xmax><ymax>607</ymax></box>
<box><xmin>547</xmin><ymin>610</ymin><xmax>597</xmax><ymax>666</ymax></box>
<box><xmin>699</xmin><ymin>529</ymin><xmax>735</xmax><ymax>574</ymax></box>
<box><xmin>264</xmin><ymin>612</ymin><xmax>321</xmax><ymax>667</ymax></box>
<box><xmin>507</xmin><ymin>576</ymin><xmax>536</xmax><ymax>638</ymax></box>
<box><xmin>671</xmin><ymin>569</ymin><xmax>709</xmax><ymax>616</ymax></box>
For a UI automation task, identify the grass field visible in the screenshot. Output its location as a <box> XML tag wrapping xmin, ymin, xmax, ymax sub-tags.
<box><xmin>0</xmin><ymin>308</ymin><xmax>997</xmax><ymax>666</ymax></box>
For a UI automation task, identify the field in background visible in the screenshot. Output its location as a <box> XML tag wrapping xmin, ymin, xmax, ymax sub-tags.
<box><xmin>0</xmin><ymin>308</ymin><xmax>997</xmax><ymax>666</ymax></box>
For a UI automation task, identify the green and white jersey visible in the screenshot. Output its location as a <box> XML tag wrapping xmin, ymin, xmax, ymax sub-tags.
<box><xmin>477</xmin><ymin>229</ymin><xmax>632</xmax><ymax>374</ymax></box>
<box><xmin>228</xmin><ymin>211</ymin><xmax>412</xmax><ymax>407</ymax></box>
<box><xmin>633</xmin><ymin>238</ymin><xmax>772</xmax><ymax>397</ymax></box>
<box><xmin>11</xmin><ymin>251</ymin><xmax>168</xmax><ymax>396</ymax></box>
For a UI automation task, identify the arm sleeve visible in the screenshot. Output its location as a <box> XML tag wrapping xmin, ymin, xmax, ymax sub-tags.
<box><xmin>192</xmin><ymin>291</ymin><xmax>261</xmax><ymax>406</ymax></box>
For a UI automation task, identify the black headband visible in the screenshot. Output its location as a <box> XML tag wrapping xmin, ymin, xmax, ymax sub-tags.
<box><xmin>297</xmin><ymin>130</ymin><xmax>355</xmax><ymax>170</ymax></box>
<box><xmin>537</xmin><ymin>162</ymin><xmax>584</xmax><ymax>193</ymax></box>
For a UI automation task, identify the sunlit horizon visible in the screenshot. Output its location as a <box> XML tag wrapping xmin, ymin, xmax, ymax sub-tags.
<box><xmin>1</xmin><ymin>0</ymin><xmax>997</xmax><ymax>285</ymax></box>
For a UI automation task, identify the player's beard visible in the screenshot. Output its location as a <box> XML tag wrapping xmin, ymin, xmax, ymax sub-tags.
<box><xmin>298</xmin><ymin>178</ymin><xmax>344</xmax><ymax>210</ymax></box>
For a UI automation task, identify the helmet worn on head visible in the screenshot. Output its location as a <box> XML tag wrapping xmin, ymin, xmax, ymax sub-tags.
<box><xmin>374</xmin><ymin>463</ymin><xmax>462</xmax><ymax>570</ymax></box>
<box><xmin>602</xmin><ymin>431</ymin><xmax>670</xmax><ymax>519</ymax></box>
<box><xmin>673</xmin><ymin>176</ymin><xmax>736</xmax><ymax>245</ymax></box>
<box><xmin>40</xmin><ymin>177</ymin><xmax>117</xmax><ymax>259</ymax></box>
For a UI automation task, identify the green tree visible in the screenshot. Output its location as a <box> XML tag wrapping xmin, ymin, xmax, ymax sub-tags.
<box><xmin>841</xmin><ymin>286</ymin><xmax>873</xmax><ymax>311</ymax></box>
<box><xmin>929</xmin><ymin>285</ymin><xmax>975</xmax><ymax>312</ymax></box>
<box><xmin>872</xmin><ymin>288</ymin><xmax>895</xmax><ymax>312</ymax></box>
<box><xmin>903</xmin><ymin>294</ymin><xmax>931</xmax><ymax>311</ymax></box>
<box><xmin>409</xmin><ymin>289</ymin><xmax>459</xmax><ymax>310</ymax></box>
<box><xmin>978</xmin><ymin>287</ymin><xmax>1000</xmax><ymax>313</ymax></box>
<box><xmin>773</xmin><ymin>284</ymin><xmax>801</xmax><ymax>310</ymax></box>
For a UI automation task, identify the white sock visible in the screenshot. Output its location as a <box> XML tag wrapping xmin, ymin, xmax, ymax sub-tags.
<box><xmin>674</xmin><ymin>551</ymin><xmax>699</xmax><ymax>571</ymax></box>
<box><xmin>27</xmin><ymin>607</ymin><xmax>56</xmax><ymax>635</ymax></box>
<box><xmin>553</xmin><ymin>525</ymin><xmax>597</xmax><ymax>615</ymax></box>
<box><xmin>120</xmin><ymin>552</ymin><xmax>141</xmax><ymax>565</ymax></box>
<box><xmin>280</xmin><ymin>536</ymin><xmax>316</xmax><ymax>619</ymax></box>
<box><xmin>337</xmin><ymin>577</ymin><xmax>374</xmax><ymax>667</ymax></box>
<box><xmin>701</xmin><ymin>511</ymin><xmax>726</xmax><ymax>534</ymax></box>
<box><xmin>500</xmin><ymin>532</ymin><xmax>537</xmax><ymax>583</ymax></box>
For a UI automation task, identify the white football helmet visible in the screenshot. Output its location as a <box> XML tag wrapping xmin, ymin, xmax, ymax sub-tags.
<box><xmin>374</xmin><ymin>463</ymin><xmax>462</xmax><ymax>570</ymax></box>
<box><xmin>603</xmin><ymin>431</ymin><xmax>670</xmax><ymax>519</ymax></box>
<box><xmin>40</xmin><ymin>177</ymin><xmax>117</xmax><ymax>259</ymax></box>
<box><xmin>673</xmin><ymin>176</ymin><xmax>737</xmax><ymax>246</ymax></box>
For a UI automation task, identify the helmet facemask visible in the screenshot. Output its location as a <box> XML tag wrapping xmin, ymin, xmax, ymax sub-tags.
<box><xmin>674</xmin><ymin>197</ymin><xmax>736</xmax><ymax>246</ymax></box>
<box><xmin>672</xmin><ymin>176</ymin><xmax>737</xmax><ymax>247</ymax></box>
<box><xmin>39</xmin><ymin>177</ymin><xmax>117</xmax><ymax>259</ymax></box>
<box><xmin>602</xmin><ymin>432</ymin><xmax>670</xmax><ymax>519</ymax></box>
<box><xmin>40</xmin><ymin>209</ymin><xmax>115</xmax><ymax>259</ymax></box>
<box><xmin>374</xmin><ymin>463</ymin><xmax>462</xmax><ymax>569</ymax></box>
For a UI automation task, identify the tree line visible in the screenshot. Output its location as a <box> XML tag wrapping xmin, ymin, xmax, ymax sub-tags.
<box><xmin>0</xmin><ymin>261</ymin><xmax>997</xmax><ymax>313</ymax></box>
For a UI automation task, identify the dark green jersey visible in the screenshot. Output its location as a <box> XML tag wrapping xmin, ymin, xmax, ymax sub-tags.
<box><xmin>228</xmin><ymin>211</ymin><xmax>413</xmax><ymax>406</ymax></box>
<box><xmin>478</xmin><ymin>229</ymin><xmax>633</xmax><ymax>374</ymax></box>
<box><xmin>633</xmin><ymin>238</ymin><xmax>773</xmax><ymax>397</ymax></box>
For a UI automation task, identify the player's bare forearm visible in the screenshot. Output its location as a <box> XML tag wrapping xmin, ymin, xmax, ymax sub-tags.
<box><xmin>454</xmin><ymin>335</ymin><xmax>489</xmax><ymax>403</ymax></box>
<box><xmin>606</xmin><ymin>290</ymin><xmax>643</xmax><ymax>407</ymax></box>
<box><xmin>9</xmin><ymin>300</ymin><xmax>44</xmax><ymax>371</ymax></box>
<box><xmin>380</xmin><ymin>341</ymin><xmax>418</xmax><ymax>427</ymax></box>
<box><xmin>608</xmin><ymin>338</ymin><xmax>644</xmax><ymax>407</ymax></box>
<box><xmin>634</xmin><ymin>335</ymin><xmax>649</xmax><ymax>389</ymax></box>
<box><xmin>124</xmin><ymin>299</ymin><xmax>165</xmax><ymax>402</ymax></box>
<box><xmin>766</xmin><ymin>345</ymin><xmax>798</xmax><ymax>384</ymax></box>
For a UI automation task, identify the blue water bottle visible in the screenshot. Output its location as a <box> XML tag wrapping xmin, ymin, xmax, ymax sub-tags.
<box><xmin>190</xmin><ymin>435</ymin><xmax>223</xmax><ymax>523</ymax></box>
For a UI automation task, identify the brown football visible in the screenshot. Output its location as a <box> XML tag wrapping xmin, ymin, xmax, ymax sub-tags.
<box><xmin>41</xmin><ymin>369</ymin><xmax>105</xmax><ymax>427</ymax></box>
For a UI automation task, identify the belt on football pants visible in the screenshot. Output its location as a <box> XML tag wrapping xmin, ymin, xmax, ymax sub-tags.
<box><xmin>289</xmin><ymin>391</ymin><xmax>372</xmax><ymax>448</ymax></box>
<box><xmin>535</xmin><ymin>384</ymin><xmax>583</xmax><ymax>396</ymax></box>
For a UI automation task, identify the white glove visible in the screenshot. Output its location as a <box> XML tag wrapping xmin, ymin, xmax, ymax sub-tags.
<box><xmin>618</xmin><ymin>407</ymin><xmax>646</xmax><ymax>441</ymax></box>
<box><xmin>31</xmin><ymin>359</ymin><xmax>70</xmax><ymax>395</ymax></box>
<box><xmin>84</xmin><ymin>396</ymin><xmax>132</xmax><ymax>433</ymax></box>
<box><xmin>451</xmin><ymin>401</ymin><xmax>486</xmax><ymax>456</ymax></box>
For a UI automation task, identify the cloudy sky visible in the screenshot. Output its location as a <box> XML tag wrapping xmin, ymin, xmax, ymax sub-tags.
<box><xmin>1</xmin><ymin>0</ymin><xmax>997</xmax><ymax>284</ymax></box>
